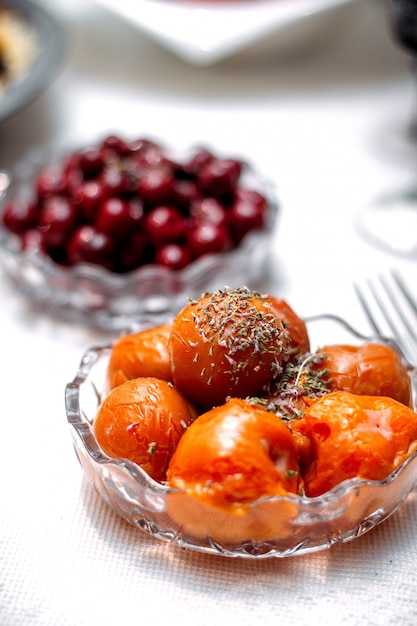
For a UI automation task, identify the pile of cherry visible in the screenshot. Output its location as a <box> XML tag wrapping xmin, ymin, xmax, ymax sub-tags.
<box><xmin>1</xmin><ymin>136</ymin><xmax>269</xmax><ymax>273</ymax></box>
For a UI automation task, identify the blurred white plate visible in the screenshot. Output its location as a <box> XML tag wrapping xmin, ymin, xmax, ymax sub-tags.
<box><xmin>92</xmin><ymin>0</ymin><xmax>360</xmax><ymax>66</ymax></box>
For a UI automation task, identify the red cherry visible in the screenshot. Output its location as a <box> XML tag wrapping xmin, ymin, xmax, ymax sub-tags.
<box><xmin>173</xmin><ymin>179</ymin><xmax>201</xmax><ymax>210</ymax></box>
<box><xmin>197</xmin><ymin>158</ymin><xmax>242</xmax><ymax>198</ymax></box>
<box><xmin>2</xmin><ymin>197</ymin><xmax>38</xmax><ymax>234</ymax></box>
<box><xmin>95</xmin><ymin>197</ymin><xmax>132</xmax><ymax>238</ymax></box>
<box><xmin>135</xmin><ymin>143</ymin><xmax>180</xmax><ymax>172</ymax></box>
<box><xmin>117</xmin><ymin>231</ymin><xmax>149</xmax><ymax>272</ymax></box>
<box><xmin>38</xmin><ymin>196</ymin><xmax>77</xmax><ymax>248</ymax></box>
<box><xmin>72</xmin><ymin>180</ymin><xmax>106</xmax><ymax>220</ymax></box>
<box><xmin>67</xmin><ymin>225</ymin><xmax>115</xmax><ymax>268</ymax></box>
<box><xmin>154</xmin><ymin>243</ymin><xmax>191</xmax><ymax>270</ymax></box>
<box><xmin>63</xmin><ymin>151</ymin><xmax>82</xmax><ymax>174</ymax></box>
<box><xmin>99</xmin><ymin>167</ymin><xmax>126</xmax><ymax>197</ymax></box>
<box><xmin>138</xmin><ymin>169</ymin><xmax>175</xmax><ymax>206</ymax></box>
<box><xmin>190</xmin><ymin>197</ymin><xmax>227</xmax><ymax>227</ymax></box>
<box><xmin>129</xmin><ymin>138</ymin><xmax>161</xmax><ymax>158</ymax></box>
<box><xmin>100</xmin><ymin>135</ymin><xmax>130</xmax><ymax>157</ymax></box>
<box><xmin>135</xmin><ymin>145</ymin><xmax>167</xmax><ymax>168</ymax></box>
<box><xmin>144</xmin><ymin>205</ymin><xmax>185</xmax><ymax>246</ymax></box>
<box><xmin>182</xmin><ymin>149</ymin><xmax>214</xmax><ymax>177</ymax></box>
<box><xmin>79</xmin><ymin>148</ymin><xmax>105</xmax><ymax>179</ymax></box>
<box><xmin>61</xmin><ymin>156</ymin><xmax>83</xmax><ymax>196</ymax></box>
<box><xmin>228</xmin><ymin>194</ymin><xmax>267</xmax><ymax>243</ymax></box>
<box><xmin>126</xmin><ymin>198</ymin><xmax>145</xmax><ymax>224</ymax></box>
<box><xmin>235</xmin><ymin>187</ymin><xmax>268</xmax><ymax>209</ymax></box>
<box><xmin>187</xmin><ymin>222</ymin><xmax>232</xmax><ymax>258</ymax></box>
<box><xmin>36</xmin><ymin>167</ymin><xmax>67</xmax><ymax>200</ymax></box>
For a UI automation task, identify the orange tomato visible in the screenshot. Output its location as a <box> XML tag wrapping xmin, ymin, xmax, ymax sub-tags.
<box><xmin>266</xmin><ymin>296</ymin><xmax>310</xmax><ymax>359</ymax></box>
<box><xmin>94</xmin><ymin>377</ymin><xmax>197</xmax><ymax>482</ymax></box>
<box><xmin>106</xmin><ymin>323</ymin><xmax>173</xmax><ymax>391</ymax></box>
<box><xmin>316</xmin><ymin>343</ymin><xmax>412</xmax><ymax>407</ymax></box>
<box><xmin>167</xmin><ymin>397</ymin><xmax>300</xmax><ymax>511</ymax></box>
<box><xmin>166</xmin><ymin>487</ymin><xmax>299</xmax><ymax>545</ymax></box>
<box><xmin>291</xmin><ymin>390</ymin><xmax>417</xmax><ymax>497</ymax></box>
<box><xmin>168</xmin><ymin>287</ymin><xmax>290</xmax><ymax>409</ymax></box>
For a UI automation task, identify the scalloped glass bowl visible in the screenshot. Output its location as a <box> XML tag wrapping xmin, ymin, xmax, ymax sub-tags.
<box><xmin>0</xmin><ymin>146</ymin><xmax>278</xmax><ymax>330</ymax></box>
<box><xmin>65</xmin><ymin>313</ymin><xmax>417</xmax><ymax>558</ymax></box>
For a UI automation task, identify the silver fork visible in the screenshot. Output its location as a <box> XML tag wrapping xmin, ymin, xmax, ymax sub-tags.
<box><xmin>353</xmin><ymin>270</ymin><xmax>417</xmax><ymax>366</ymax></box>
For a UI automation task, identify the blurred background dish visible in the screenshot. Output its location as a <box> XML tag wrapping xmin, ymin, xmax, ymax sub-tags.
<box><xmin>91</xmin><ymin>0</ymin><xmax>361</xmax><ymax>66</ymax></box>
<box><xmin>0</xmin><ymin>0</ymin><xmax>68</xmax><ymax>127</ymax></box>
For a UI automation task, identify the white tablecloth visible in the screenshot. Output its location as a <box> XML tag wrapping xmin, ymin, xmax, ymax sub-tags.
<box><xmin>1</xmin><ymin>1</ymin><xmax>417</xmax><ymax>624</ymax></box>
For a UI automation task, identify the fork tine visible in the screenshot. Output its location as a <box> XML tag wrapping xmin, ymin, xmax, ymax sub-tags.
<box><xmin>367</xmin><ymin>276</ymin><xmax>401</xmax><ymax>338</ymax></box>
<box><xmin>392</xmin><ymin>270</ymin><xmax>417</xmax><ymax>319</ymax></box>
<box><xmin>352</xmin><ymin>283</ymin><xmax>382</xmax><ymax>335</ymax></box>
<box><xmin>354</xmin><ymin>271</ymin><xmax>417</xmax><ymax>365</ymax></box>
<box><xmin>380</xmin><ymin>273</ymin><xmax>417</xmax><ymax>344</ymax></box>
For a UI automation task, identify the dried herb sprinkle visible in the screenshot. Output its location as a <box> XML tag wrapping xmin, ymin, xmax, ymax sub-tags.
<box><xmin>189</xmin><ymin>287</ymin><xmax>290</xmax><ymax>383</ymax></box>
<box><xmin>248</xmin><ymin>350</ymin><xmax>331</xmax><ymax>421</ymax></box>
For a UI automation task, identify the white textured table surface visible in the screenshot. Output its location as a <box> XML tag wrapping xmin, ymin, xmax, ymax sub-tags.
<box><xmin>1</xmin><ymin>1</ymin><xmax>417</xmax><ymax>624</ymax></box>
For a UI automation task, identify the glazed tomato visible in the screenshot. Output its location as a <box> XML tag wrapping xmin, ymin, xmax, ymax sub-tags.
<box><xmin>266</xmin><ymin>296</ymin><xmax>310</xmax><ymax>359</ymax></box>
<box><xmin>94</xmin><ymin>377</ymin><xmax>197</xmax><ymax>482</ymax></box>
<box><xmin>106</xmin><ymin>323</ymin><xmax>173</xmax><ymax>391</ymax></box>
<box><xmin>291</xmin><ymin>390</ymin><xmax>417</xmax><ymax>497</ymax></box>
<box><xmin>316</xmin><ymin>343</ymin><xmax>412</xmax><ymax>407</ymax></box>
<box><xmin>167</xmin><ymin>397</ymin><xmax>300</xmax><ymax>510</ymax></box>
<box><xmin>168</xmin><ymin>287</ymin><xmax>290</xmax><ymax>409</ymax></box>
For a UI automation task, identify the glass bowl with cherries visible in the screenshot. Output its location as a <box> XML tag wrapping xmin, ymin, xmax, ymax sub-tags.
<box><xmin>0</xmin><ymin>135</ymin><xmax>278</xmax><ymax>329</ymax></box>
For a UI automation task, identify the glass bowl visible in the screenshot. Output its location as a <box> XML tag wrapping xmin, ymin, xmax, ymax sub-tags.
<box><xmin>0</xmin><ymin>143</ymin><xmax>278</xmax><ymax>331</ymax></box>
<box><xmin>65</xmin><ymin>313</ymin><xmax>417</xmax><ymax>558</ymax></box>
